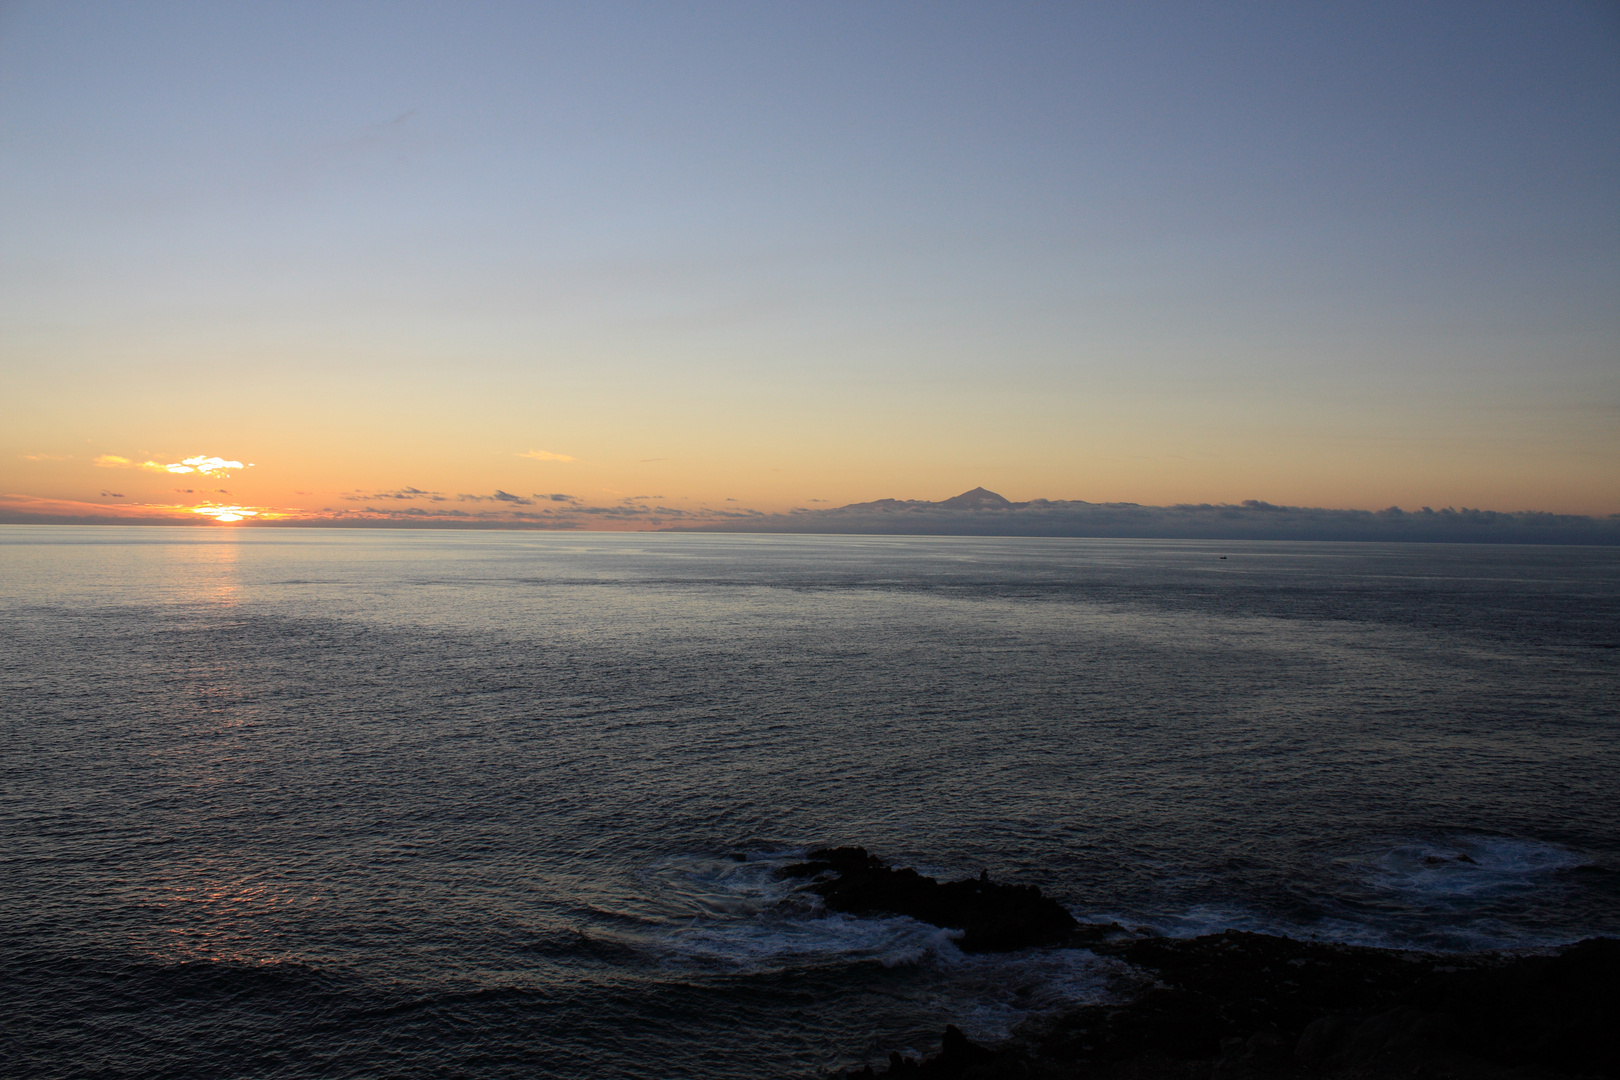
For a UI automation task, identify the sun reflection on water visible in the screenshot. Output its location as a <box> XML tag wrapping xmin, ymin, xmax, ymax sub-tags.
<box><xmin>131</xmin><ymin>874</ymin><xmax>316</xmax><ymax>968</ymax></box>
<box><xmin>171</xmin><ymin>525</ymin><xmax>246</xmax><ymax>607</ymax></box>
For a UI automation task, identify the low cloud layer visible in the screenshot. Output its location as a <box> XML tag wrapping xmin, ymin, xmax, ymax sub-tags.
<box><xmin>460</xmin><ymin>490</ymin><xmax>533</xmax><ymax>505</ymax></box>
<box><xmin>674</xmin><ymin>488</ymin><xmax>1620</xmax><ymax>545</ymax></box>
<box><xmin>6</xmin><ymin>486</ymin><xmax>1615</xmax><ymax>543</ymax></box>
<box><xmin>344</xmin><ymin>487</ymin><xmax>447</xmax><ymax>502</ymax></box>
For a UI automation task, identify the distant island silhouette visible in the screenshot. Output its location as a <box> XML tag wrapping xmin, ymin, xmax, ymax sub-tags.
<box><xmin>675</xmin><ymin>488</ymin><xmax>1620</xmax><ymax>545</ymax></box>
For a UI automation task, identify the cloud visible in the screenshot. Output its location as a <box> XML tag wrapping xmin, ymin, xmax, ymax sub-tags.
<box><xmin>156</xmin><ymin>455</ymin><xmax>248</xmax><ymax>475</ymax></box>
<box><xmin>519</xmin><ymin>450</ymin><xmax>575</xmax><ymax>462</ymax></box>
<box><xmin>100</xmin><ymin>491</ymin><xmax>125</xmax><ymax>498</ymax></box>
<box><xmin>565</xmin><ymin>503</ymin><xmax>697</xmax><ymax>519</ymax></box>
<box><xmin>22</xmin><ymin>453</ymin><xmax>68</xmax><ymax>462</ymax></box>
<box><xmin>312</xmin><ymin>498</ymin><xmax>704</xmax><ymax>527</ymax></box>
<box><xmin>284</xmin><ymin>504</ymin><xmax>599</xmax><ymax>529</ymax></box>
<box><xmin>0</xmin><ymin>493</ymin><xmax>183</xmax><ymax>524</ymax></box>
<box><xmin>360</xmin><ymin>506</ymin><xmax>470</xmax><ymax>517</ymax></box>
<box><xmin>459</xmin><ymin>490</ymin><xmax>534</xmax><ymax>505</ymax></box>
<box><xmin>98</xmin><ymin>453</ymin><xmax>250</xmax><ymax>474</ymax></box>
<box><xmin>326</xmin><ymin>107</ymin><xmax>419</xmax><ymax>151</ymax></box>
<box><xmin>343</xmin><ymin>486</ymin><xmax>442</xmax><ymax>502</ymax></box>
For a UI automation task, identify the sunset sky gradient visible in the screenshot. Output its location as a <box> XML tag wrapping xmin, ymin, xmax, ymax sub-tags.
<box><xmin>3</xmin><ymin>1</ymin><xmax>1616</xmax><ymax>527</ymax></box>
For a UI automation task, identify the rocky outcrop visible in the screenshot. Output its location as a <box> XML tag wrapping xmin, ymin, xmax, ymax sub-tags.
<box><xmin>778</xmin><ymin>846</ymin><xmax>1079</xmax><ymax>952</ymax></box>
<box><xmin>808</xmin><ymin>851</ymin><xmax>1620</xmax><ymax>1079</ymax></box>
<box><xmin>843</xmin><ymin>932</ymin><xmax>1620</xmax><ymax>1078</ymax></box>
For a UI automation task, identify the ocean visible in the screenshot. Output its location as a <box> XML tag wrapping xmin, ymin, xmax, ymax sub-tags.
<box><xmin>2</xmin><ymin>526</ymin><xmax>1616</xmax><ymax>1078</ymax></box>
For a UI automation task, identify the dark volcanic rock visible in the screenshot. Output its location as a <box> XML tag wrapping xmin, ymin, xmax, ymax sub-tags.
<box><xmin>1382</xmin><ymin>936</ymin><xmax>1619</xmax><ymax>1076</ymax></box>
<box><xmin>842</xmin><ymin>930</ymin><xmax>1620</xmax><ymax>1079</ymax></box>
<box><xmin>843</xmin><ymin>1025</ymin><xmax>1025</xmax><ymax>1078</ymax></box>
<box><xmin>801</xmin><ymin>852</ymin><xmax>1620</xmax><ymax>1077</ymax></box>
<box><xmin>779</xmin><ymin>847</ymin><xmax>1079</xmax><ymax>952</ymax></box>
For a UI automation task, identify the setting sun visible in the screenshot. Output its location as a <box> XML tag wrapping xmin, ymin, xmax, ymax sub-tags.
<box><xmin>190</xmin><ymin>505</ymin><xmax>262</xmax><ymax>523</ymax></box>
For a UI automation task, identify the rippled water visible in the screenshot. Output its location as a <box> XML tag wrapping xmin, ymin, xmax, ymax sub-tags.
<box><xmin>3</xmin><ymin>527</ymin><xmax>1617</xmax><ymax>1078</ymax></box>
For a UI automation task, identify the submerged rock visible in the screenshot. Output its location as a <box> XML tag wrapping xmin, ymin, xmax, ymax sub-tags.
<box><xmin>778</xmin><ymin>846</ymin><xmax>1079</xmax><ymax>952</ymax></box>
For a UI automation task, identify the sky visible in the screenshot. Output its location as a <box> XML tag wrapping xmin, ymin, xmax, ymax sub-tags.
<box><xmin>2</xmin><ymin>0</ymin><xmax>1617</xmax><ymax>528</ymax></box>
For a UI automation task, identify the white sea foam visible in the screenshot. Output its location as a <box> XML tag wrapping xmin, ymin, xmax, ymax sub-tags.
<box><xmin>626</xmin><ymin>834</ymin><xmax>1597</xmax><ymax>1050</ymax></box>
<box><xmin>662</xmin><ymin>909</ymin><xmax>965</xmax><ymax>969</ymax></box>
<box><xmin>908</xmin><ymin>946</ymin><xmax>1134</xmax><ymax>1043</ymax></box>
<box><xmin>633</xmin><ymin>849</ymin><xmax>1133</xmax><ymax>1041</ymax></box>
<box><xmin>638</xmin><ymin>848</ymin><xmax>964</xmax><ymax>970</ymax></box>
<box><xmin>1067</xmin><ymin>836</ymin><xmax>1598</xmax><ymax>953</ymax></box>
<box><xmin>1371</xmin><ymin>836</ymin><xmax>1588</xmax><ymax>906</ymax></box>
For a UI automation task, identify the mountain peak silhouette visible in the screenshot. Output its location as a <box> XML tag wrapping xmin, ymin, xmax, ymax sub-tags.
<box><xmin>937</xmin><ymin>487</ymin><xmax>1016</xmax><ymax>510</ymax></box>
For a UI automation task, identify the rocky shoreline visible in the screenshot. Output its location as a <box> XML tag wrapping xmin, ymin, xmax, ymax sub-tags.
<box><xmin>776</xmin><ymin>849</ymin><xmax>1619</xmax><ymax>1079</ymax></box>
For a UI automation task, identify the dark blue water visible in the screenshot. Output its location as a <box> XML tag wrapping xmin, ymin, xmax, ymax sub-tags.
<box><xmin>3</xmin><ymin>527</ymin><xmax>1617</xmax><ymax>1078</ymax></box>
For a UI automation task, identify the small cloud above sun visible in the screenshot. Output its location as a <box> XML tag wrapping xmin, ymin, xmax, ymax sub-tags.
<box><xmin>157</xmin><ymin>455</ymin><xmax>250</xmax><ymax>475</ymax></box>
<box><xmin>519</xmin><ymin>449</ymin><xmax>574</xmax><ymax>462</ymax></box>
<box><xmin>95</xmin><ymin>453</ymin><xmax>254</xmax><ymax>474</ymax></box>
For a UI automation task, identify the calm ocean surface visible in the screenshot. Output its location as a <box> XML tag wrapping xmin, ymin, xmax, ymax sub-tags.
<box><xmin>3</xmin><ymin>526</ymin><xmax>1617</xmax><ymax>1078</ymax></box>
